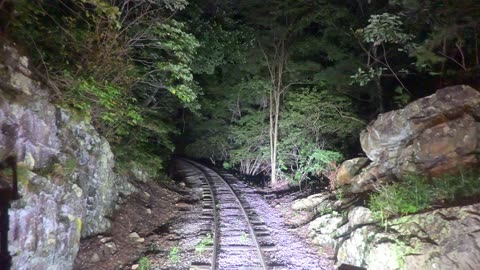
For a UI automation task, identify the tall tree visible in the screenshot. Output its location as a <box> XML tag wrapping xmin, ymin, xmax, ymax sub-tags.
<box><xmin>239</xmin><ymin>0</ymin><xmax>350</xmax><ymax>185</ymax></box>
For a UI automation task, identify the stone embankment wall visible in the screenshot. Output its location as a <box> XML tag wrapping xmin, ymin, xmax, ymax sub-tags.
<box><xmin>0</xmin><ymin>44</ymin><xmax>137</xmax><ymax>269</ymax></box>
<box><xmin>294</xmin><ymin>194</ymin><xmax>480</xmax><ymax>270</ymax></box>
<box><xmin>295</xmin><ymin>85</ymin><xmax>480</xmax><ymax>270</ymax></box>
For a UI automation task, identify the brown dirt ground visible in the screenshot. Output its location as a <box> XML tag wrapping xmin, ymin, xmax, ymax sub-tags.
<box><xmin>73</xmin><ymin>176</ymin><xmax>334</xmax><ymax>270</ymax></box>
<box><xmin>73</xmin><ymin>180</ymin><xmax>187</xmax><ymax>270</ymax></box>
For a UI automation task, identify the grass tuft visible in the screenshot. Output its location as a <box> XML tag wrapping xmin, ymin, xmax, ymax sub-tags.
<box><xmin>369</xmin><ymin>168</ymin><xmax>480</xmax><ymax>222</ymax></box>
<box><xmin>195</xmin><ymin>234</ymin><xmax>213</xmax><ymax>254</ymax></box>
<box><xmin>138</xmin><ymin>257</ymin><xmax>151</xmax><ymax>270</ymax></box>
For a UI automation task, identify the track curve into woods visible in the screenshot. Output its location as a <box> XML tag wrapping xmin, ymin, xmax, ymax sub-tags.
<box><xmin>176</xmin><ymin>159</ymin><xmax>332</xmax><ymax>270</ymax></box>
<box><xmin>180</xmin><ymin>159</ymin><xmax>268</xmax><ymax>269</ymax></box>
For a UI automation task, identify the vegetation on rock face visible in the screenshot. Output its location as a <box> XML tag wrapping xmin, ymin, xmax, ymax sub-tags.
<box><xmin>5</xmin><ymin>0</ymin><xmax>200</xmax><ymax>175</ymax></box>
<box><xmin>369</xmin><ymin>169</ymin><xmax>480</xmax><ymax>222</ymax></box>
<box><xmin>3</xmin><ymin>0</ymin><xmax>480</xmax><ymax>185</ymax></box>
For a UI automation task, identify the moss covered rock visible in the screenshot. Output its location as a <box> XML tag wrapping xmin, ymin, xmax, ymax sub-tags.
<box><xmin>1</xmin><ymin>44</ymin><xmax>136</xmax><ymax>269</ymax></box>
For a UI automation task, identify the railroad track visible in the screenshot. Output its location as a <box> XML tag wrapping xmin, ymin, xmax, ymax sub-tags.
<box><xmin>177</xmin><ymin>159</ymin><xmax>277</xmax><ymax>270</ymax></box>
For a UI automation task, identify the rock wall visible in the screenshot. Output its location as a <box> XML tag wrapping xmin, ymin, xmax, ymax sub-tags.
<box><xmin>0</xmin><ymin>44</ymin><xmax>136</xmax><ymax>269</ymax></box>
<box><xmin>300</xmin><ymin>196</ymin><xmax>480</xmax><ymax>270</ymax></box>
<box><xmin>335</xmin><ymin>85</ymin><xmax>480</xmax><ymax>193</ymax></box>
<box><xmin>295</xmin><ymin>85</ymin><xmax>480</xmax><ymax>270</ymax></box>
<box><xmin>338</xmin><ymin>203</ymin><xmax>480</xmax><ymax>270</ymax></box>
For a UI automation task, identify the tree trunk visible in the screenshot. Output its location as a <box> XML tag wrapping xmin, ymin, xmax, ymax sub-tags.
<box><xmin>263</xmin><ymin>38</ymin><xmax>287</xmax><ymax>186</ymax></box>
<box><xmin>269</xmin><ymin>78</ymin><xmax>276</xmax><ymax>185</ymax></box>
<box><xmin>375</xmin><ymin>78</ymin><xmax>384</xmax><ymax>113</ymax></box>
<box><xmin>270</xmin><ymin>90</ymin><xmax>281</xmax><ymax>185</ymax></box>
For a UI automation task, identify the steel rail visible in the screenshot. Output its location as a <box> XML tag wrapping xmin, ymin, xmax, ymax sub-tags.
<box><xmin>180</xmin><ymin>159</ymin><xmax>219</xmax><ymax>270</ymax></box>
<box><xmin>183</xmin><ymin>159</ymin><xmax>267</xmax><ymax>270</ymax></box>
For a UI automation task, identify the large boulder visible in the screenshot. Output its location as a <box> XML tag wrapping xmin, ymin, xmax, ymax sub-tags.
<box><xmin>1</xmin><ymin>44</ymin><xmax>136</xmax><ymax>269</ymax></box>
<box><xmin>336</xmin><ymin>85</ymin><xmax>480</xmax><ymax>191</ymax></box>
<box><xmin>361</xmin><ymin>85</ymin><xmax>480</xmax><ymax>164</ymax></box>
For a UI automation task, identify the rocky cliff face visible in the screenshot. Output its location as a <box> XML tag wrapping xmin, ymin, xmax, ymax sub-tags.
<box><xmin>336</xmin><ymin>85</ymin><xmax>480</xmax><ymax>193</ymax></box>
<box><xmin>298</xmin><ymin>195</ymin><xmax>480</xmax><ymax>270</ymax></box>
<box><xmin>295</xmin><ymin>86</ymin><xmax>480</xmax><ymax>270</ymax></box>
<box><xmin>0</xmin><ymin>44</ymin><xmax>136</xmax><ymax>269</ymax></box>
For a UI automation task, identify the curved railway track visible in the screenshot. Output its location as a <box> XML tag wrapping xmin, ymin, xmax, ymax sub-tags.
<box><xmin>178</xmin><ymin>159</ymin><xmax>272</xmax><ymax>270</ymax></box>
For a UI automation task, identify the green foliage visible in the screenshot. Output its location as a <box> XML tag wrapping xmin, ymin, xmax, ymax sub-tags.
<box><xmin>81</xmin><ymin>0</ymin><xmax>121</xmax><ymax>21</ymax></box>
<box><xmin>191</xmin><ymin>19</ymin><xmax>254</xmax><ymax>74</ymax></box>
<box><xmin>169</xmin><ymin>246</ymin><xmax>180</xmax><ymax>264</ymax></box>
<box><xmin>8</xmin><ymin>0</ymin><xmax>203</xmax><ymax>174</ymax></box>
<box><xmin>350</xmin><ymin>67</ymin><xmax>385</xmax><ymax>86</ymax></box>
<box><xmin>228</xmin><ymin>111</ymin><xmax>270</xmax><ymax>174</ymax></box>
<box><xmin>360</xmin><ymin>13</ymin><xmax>413</xmax><ymax>45</ymax></box>
<box><xmin>240</xmin><ymin>232</ymin><xmax>249</xmax><ymax>244</ymax></box>
<box><xmin>195</xmin><ymin>234</ymin><xmax>213</xmax><ymax>254</ymax></box>
<box><xmin>393</xmin><ymin>87</ymin><xmax>411</xmax><ymax>108</ymax></box>
<box><xmin>432</xmin><ymin>169</ymin><xmax>480</xmax><ymax>202</ymax></box>
<box><xmin>369</xmin><ymin>174</ymin><xmax>432</xmax><ymax>222</ymax></box>
<box><xmin>68</xmin><ymin>77</ymin><xmax>142</xmax><ymax>137</ymax></box>
<box><xmin>392</xmin><ymin>0</ymin><xmax>480</xmax><ymax>71</ymax></box>
<box><xmin>282</xmin><ymin>88</ymin><xmax>363</xmax><ymax>145</ymax></box>
<box><xmin>351</xmin><ymin>11</ymin><xmax>416</xmax><ymax>110</ymax></box>
<box><xmin>11</xmin><ymin>0</ymin><xmax>133</xmax><ymax>84</ymax></box>
<box><xmin>410</xmin><ymin>44</ymin><xmax>446</xmax><ymax>72</ymax></box>
<box><xmin>181</xmin><ymin>1</ymin><xmax>368</xmax><ymax>183</ymax></box>
<box><xmin>369</xmin><ymin>169</ymin><xmax>480</xmax><ymax>223</ymax></box>
<box><xmin>138</xmin><ymin>257</ymin><xmax>151</xmax><ymax>270</ymax></box>
<box><xmin>184</xmin><ymin>119</ymin><xmax>230</xmax><ymax>161</ymax></box>
<box><xmin>11</xmin><ymin>0</ymin><xmax>479</xmax><ymax>188</ymax></box>
<box><xmin>289</xmin><ymin>147</ymin><xmax>343</xmax><ymax>184</ymax></box>
<box><xmin>222</xmin><ymin>162</ymin><xmax>233</xmax><ymax>170</ymax></box>
<box><xmin>317</xmin><ymin>206</ymin><xmax>335</xmax><ymax>216</ymax></box>
<box><xmin>278</xmin><ymin>87</ymin><xmax>362</xmax><ymax>184</ymax></box>
<box><xmin>149</xmin><ymin>20</ymin><xmax>200</xmax><ymax>104</ymax></box>
<box><xmin>161</xmin><ymin>0</ymin><xmax>188</xmax><ymax>11</ymax></box>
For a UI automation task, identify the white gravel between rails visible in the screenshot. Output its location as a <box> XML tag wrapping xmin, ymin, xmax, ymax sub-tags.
<box><xmin>222</xmin><ymin>173</ymin><xmax>334</xmax><ymax>270</ymax></box>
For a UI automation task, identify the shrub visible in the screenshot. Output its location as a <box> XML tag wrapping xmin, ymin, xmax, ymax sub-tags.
<box><xmin>369</xmin><ymin>168</ymin><xmax>480</xmax><ymax>222</ymax></box>
<box><xmin>67</xmin><ymin>77</ymin><xmax>142</xmax><ymax>138</ymax></box>
<box><xmin>138</xmin><ymin>257</ymin><xmax>151</xmax><ymax>270</ymax></box>
<box><xmin>432</xmin><ymin>169</ymin><xmax>480</xmax><ymax>202</ymax></box>
<box><xmin>369</xmin><ymin>174</ymin><xmax>432</xmax><ymax>221</ymax></box>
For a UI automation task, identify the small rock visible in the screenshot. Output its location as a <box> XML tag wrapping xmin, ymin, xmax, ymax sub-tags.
<box><xmin>90</xmin><ymin>253</ymin><xmax>100</xmax><ymax>263</ymax></box>
<box><xmin>135</xmin><ymin>237</ymin><xmax>145</xmax><ymax>243</ymax></box>
<box><xmin>100</xmin><ymin>237</ymin><xmax>113</xmax><ymax>243</ymax></box>
<box><xmin>292</xmin><ymin>193</ymin><xmax>330</xmax><ymax>211</ymax></box>
<box><xmin>348</xmin><ymin>206</ymin><xmax>373</xmax><ymax>227</ymax></box>
<box><xmin>72</xmin><ymin>184</ymin><xmax>83</xmax><ymax>198</ymax></box>
<box><xmin>179</xmin><ymin>182</ymin><xmax>186</xmax><ymax>188</ymax></box>
<box><xmin>335</xmin><ymin>157</ymin><xmax>370</xmax><ymax>187</ymax></box>
<box><xmin>105</xmin><ymin>242</ymin><xmax>117</xmax><ymax>253</ymax></box>
<box><xmin>146</xmin><ymin>209</ymin><xmax>152</xmax><ymax>214</ymax></box>
<box><xmin>131</xmin><ymin>264</ymin><xmax>139</xmax><ymax>270</ymax></box>
<box><xmin>144</xmin><ymin>192</ymin><xmax>151</xmax><ymax>198</ymax></box>
<box><xmin>264</xmin><ymin>194</ymin><xmax>276</xmax><ymax>200</ymax></box>
<box><xmin>128</xmin><ymin>232</ymin><xmax>140</xmax><ymax>239</ymax></box>
<box><xmin>24</xmin><ymin>152</ymin><xmax>35</xmax><ymax>170</ymax></box>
